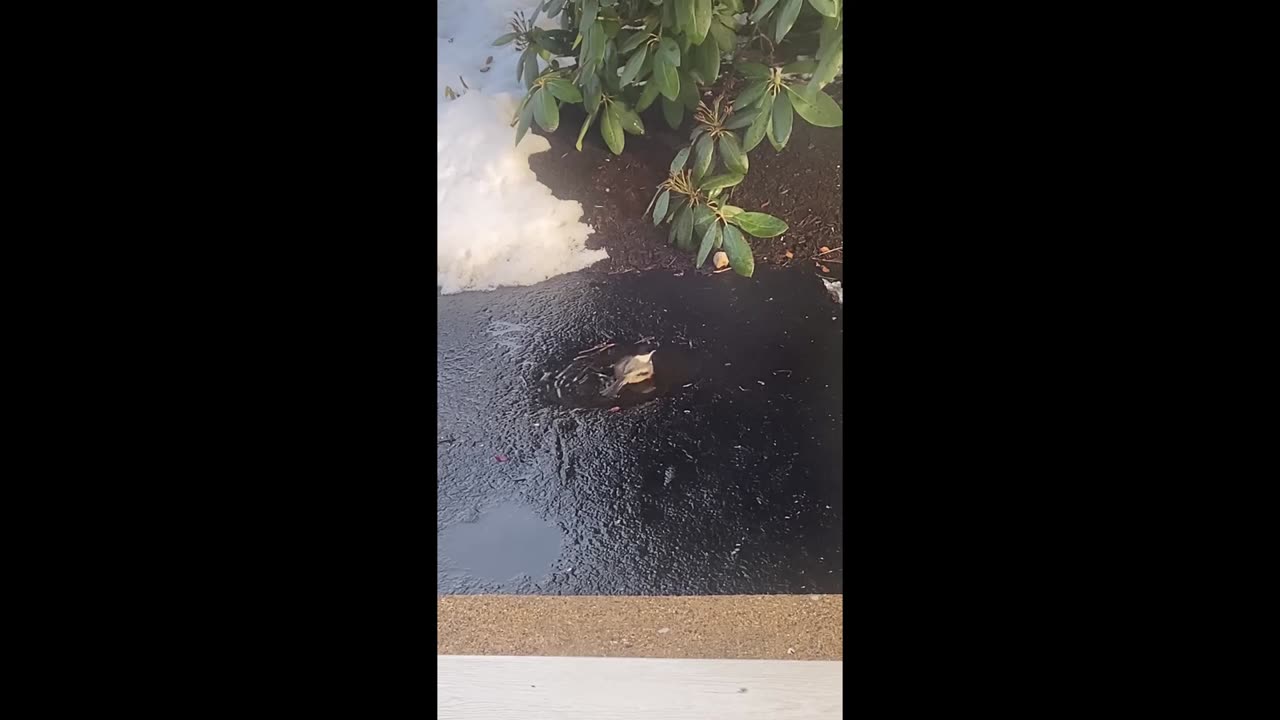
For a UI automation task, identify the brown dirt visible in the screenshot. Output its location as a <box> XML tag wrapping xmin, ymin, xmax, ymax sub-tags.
<box><xmin>528</xmin><ymin>83</ymin><xmax>844</xmax><ymax>281</ymax></box>
<box><xmin>438</xmin><ymin>594</ymin><xmax>843</xmax><ymax>660</ymax></box>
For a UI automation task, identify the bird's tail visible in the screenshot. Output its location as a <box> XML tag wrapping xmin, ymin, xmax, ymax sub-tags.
<box><xmin>602</xmin><ymin>378</ymin><xmax>626</xmax><ymax>398</ymax></box>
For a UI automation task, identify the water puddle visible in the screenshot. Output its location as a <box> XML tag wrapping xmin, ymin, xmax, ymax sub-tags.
<box><xmin>437</xmin><ymin>503</ymin><xmax>564</xmax><ymax>583</ymax></box>
<box><xmin>538</xmin><ymin>340</ymin><xmax>700</xmax><ymax>409</ymax></box>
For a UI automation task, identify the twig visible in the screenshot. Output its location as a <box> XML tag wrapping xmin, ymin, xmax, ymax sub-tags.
<box><xmin>574</xmin><ymin>341</ymin><xmax>616</xmax><ymax>360</ymax></box>
<box><xmin>812</xmin><ymin>246</ymin><xmax>843</xmax><ymax>258</ymax></box>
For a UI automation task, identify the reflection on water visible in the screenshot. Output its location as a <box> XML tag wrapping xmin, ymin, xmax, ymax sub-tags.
<box><xmin>437</xmin><ymin>502</ymin><xmax>563</xmax><ymax>583</ymax></box>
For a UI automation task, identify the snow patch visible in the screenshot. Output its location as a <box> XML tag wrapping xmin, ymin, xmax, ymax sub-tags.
<box><xmin>437</xmin><ymin>0</ymin><xmax>606</xmax><ymax>295</ymax></box>
<box><xmin>821</xmin><ymin>278</ymin><xmax>843</xmax><ymax>304</ymax></box>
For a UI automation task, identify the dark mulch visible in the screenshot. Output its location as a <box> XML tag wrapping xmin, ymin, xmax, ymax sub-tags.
<box><xmin>527</xmin><ymin>83</ymin><xmax>844</xmax><ymax>281</ymax></box>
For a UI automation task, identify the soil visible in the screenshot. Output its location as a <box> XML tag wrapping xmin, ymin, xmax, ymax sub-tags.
<box><xmin>528</xmin><ymin>83</ymin><xmax>844</xmax><ymax>282</ymax></box>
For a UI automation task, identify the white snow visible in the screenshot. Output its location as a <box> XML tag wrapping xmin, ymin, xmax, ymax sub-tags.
<box><xmin>437</xmin><ymin>0</ymin><xmax>606</xmax><ymax>295</ymax></box>
<box><xmin>822</xmin><ymin>278</ymin><xmax>843</xmax><ymax>304</ymax></box>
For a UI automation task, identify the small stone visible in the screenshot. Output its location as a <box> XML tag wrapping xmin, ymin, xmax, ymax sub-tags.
<box><xmin>658</xmin><ymin>627</ymin><xmax>670</xmax><ymax>634</ymax></box>
<box><xmin>713</xmin><ymin>251</ymin><xmax>729</xmax><ymax>269</ymax></box>
<box><xmin>787</xmin><ymin>648</ymin><xmax>795</xmax><ymax>655</ymax></box>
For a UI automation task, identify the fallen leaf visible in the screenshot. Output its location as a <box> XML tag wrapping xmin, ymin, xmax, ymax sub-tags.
<box><xmin>784</xmin><ymin>250</ymin><xmax>794</xmax><ymax>260</ymax></box>
<box><xmin>713</xmin><ymin>251</ymin><xmax>730</xmax><ymax>270</ymax></box>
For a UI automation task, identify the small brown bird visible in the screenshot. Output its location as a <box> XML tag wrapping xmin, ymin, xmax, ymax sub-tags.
<box><xmin>601</xmin><ymin>351</ymin><xmax>656</xmax><ymax>397</ymax></box>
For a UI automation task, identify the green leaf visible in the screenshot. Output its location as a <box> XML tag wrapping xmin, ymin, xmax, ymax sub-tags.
<box><xmin>536</xmin><ymin>29</ymin><xmax>575</xmax><ymax>55</ymax></box>
<box><xmin>657</xmin><ymin>37</ymin><xmax>682</xmax><ymax>67</ymax></box>
<box><xmin>580</xmin><ymin>22</ymin><xmax>605</xmax><ymax>75</ymax></box>
<box><xmin>735</xmin><ymin>80</ymin><xmax>769</xmax><ymax>109</ymax></box>
<box><xmin>775</xmin><ymin>0</ymin><xmax>802</xmax><ymax>43</ymax></box>
<box><xmin>710</xmin><ymin>19</ymin><xmax>736</xmax><ymax>53</ymax></box>
<box><xmin>693</xmin><ymin>204</ymin><xmax>715</xmax><ymax>230</ymax></box>
<box><xmin>782</xmin><ymin>60</ymin><xmax>817</xmax><ymax>75</ymax></box>
<box><xmin>692</xmin><ymin>0</ymin><xmax>713</xmax><ymax>45</ymax></box>
<box><xmin>653</xmin><ymin>53</ymin><xmax>679</xmax><ymax>101</ymax></box>
<box><xmin>730</xmin><ymin>211</ymin><xmax>788</xmax><ymax>238</ymax></box>
<box><xmin>698</xmin><ymin>172</ymin><xmax>745</xmax><ymax>193</ymax></box>
<box><xmin>513</xmin><ymin>87</ymin><xmax>535</xmax><ymax>121</ymax></box>
<box><xmin>671</xmin><ymin>147</ymin><xmax>691</xmax><ymax>173</ymax></box>
<box><xmin>769</xmin><ymin>90</ymin><xmax>793</xmax><ymax>149</ymax></box>
<box><xmin>696</xmin><ymin>221</ymin><xmax>720</xmax><ymax>268</ymax></box>
<box><xmin>581</xmin><ymin>0</ymin><xmax>599</xmax><ymax>35</ymax></box>
<box><xmin>678</xmin><ymin>69</ymin><xmax>700</xmax><ymax>110</ymax></box>
<box><xmin>806</xmin><ymin>36</ymin><xmax>842</xmax><ymax>99</ymax></box>
<box><xmin>576</xmin><ymin>110</ymin><xmax>597</xmax><ymax>151</ymax></box>
<box><xmin>719</xmin><ymin>205</ymin><xmax>744</xmax><ymax>218</ymax></box>
<box><xmin>719</xmin><ymin>132</ymin><xmax>748</xmax><ymax>174</ymax></box>
<box><xmin>786</xmin><ymin>85</ymin><xmax>843</xmax><ymax>127</ymax></box>
<box><xmin>612</xmin><ymin>101</ymin><xmax>645</xmax><ymax>135</ymax></box>
<box><xmin>545</xmin><ymin>79</ymin><xmax>583</xmax><ymax>103</ymax></box>
<box><xmin>620</xmin><ymin>45</ymin><xmax>648</xmax><ymax>87</ymax></box>
<box><xmin>533</xmin><ymin>88</ymin><xmax>560</xmax><ymax>132</ymax></box>
<box><xmin>667</xmin><ymin>196</ymin><xmax>688</xmax><ymax>223</ymax></box>
<box><xmin>620</xmin><ymin>29</ymin><xmax>650</xmax><ymax>53</ymax></box>
<box><xmin>675</xmin><ymin>0</ymin><xmax>696</xmax><ymax>36</ymax></box>
<box><xmin>724</xmin><ymin>108</ymin><xmax>760</xmax><ymax>129</ymax></box>
<box><xmin>518</xmin><ymin>46</ymin><xmax>535</xmax><ymax>84</ymax></box>
<box><xmin>806</xmin><ymin>0</ymin><xmax>839</xmax><ymax>17</ymax></box>
<box><xmin>583</xmin><ymin>73</ymin><xmax>603</xmax><ymax>114</ymax></box>
<box><xmin>737</xmin><ymin>62</ymin><xmax>771</xmax><ymax>79</ymax></box>
<box><xmin>493</xmin><ymin>32</ymin><xmax>519</xmax><ymax>46</ymax></box>
<box><xmin>721</xmin><ymin>224</ymin><xmax>754</xmax><ymax>277</ymax></box>
<box><xmin>661</xmin><ymin>95</ymin><xmax>684</xmax><ymax>128</ymax></box>
<box><xmin>675</xmin><ymin>203</ymin><xmax>694</xmax><ymax>250</ymax></box>
<box><xmin>749</xmin><ymin>0</ymin><xmax>780</xmax><ymax>23</ymax></box>
<box><xmin>600</xmin><ymin>105</ymin><xmax>625</xmax><ymax>154</ymax></box>
<box><xmin>637</xmin><ymin>79</ymin><xmax>661</xmax><ymax>111</ymax></box>
<box><xmin>515</xmin><ymin>100</ymin><xmax>535</xmax><ymax>146</ymax></box>
<box><xmin>668</xmin><ymin>221</ymin><xmax>679</xmax><ymax>245</ymax></box>
<box><xmin>602</xmin><ymin>41</ymin><xmax>621</xmax><ymax>93</ymax></box>
<box><xmin>653</xmin><ymin>189</ymin><xmax>670</xmax><ymax>225</ymax></box>
<box><xmin>817</xmin><ymin>13</ymin><xmax>841</xmax><ymax>57</ymax></box>
<box><xmin>547</xmin><ymin>0</ymin><xmax>568</xmax><ymax>17</ymax></box>
<box><xmin>743</xmin><ymin>93</ymin><xmax>773</xmax><ymax>151</ymax></box>
<box><xmin>692</xmin><ymin>132</ymin><xmax>715</xmax><ymax>182</ymax></box>
<box><xmin>692</xmin><ymin>34</ymin><xmax>720</xmax><ymax>85</ymax></box>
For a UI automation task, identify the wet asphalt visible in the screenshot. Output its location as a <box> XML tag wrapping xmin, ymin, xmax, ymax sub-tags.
<box><xmin>437</xmin><ymin>267</ymin><xmax>843</xmax><ymax>595</ymax></box>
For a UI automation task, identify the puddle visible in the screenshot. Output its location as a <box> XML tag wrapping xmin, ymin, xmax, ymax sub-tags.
<box><xmin>437</xmin><ymin>503</ymin><xmax>564</xmax><ymax>583</ymax></box>
<box><xmin>539</xmin><ymin>341</ymin><xmax>700</xmax><ymax>409</ymax></box>
<box><xmin>437</xmin><ymin>267</ymin><xmax>843</xmax><ymax>595</ymax></box>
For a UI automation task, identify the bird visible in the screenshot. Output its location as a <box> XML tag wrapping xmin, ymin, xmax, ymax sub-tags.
<box><xmin>601</xmin><ymin>350</ymin><xmax>656</xmax><ymax>398</ymax></box>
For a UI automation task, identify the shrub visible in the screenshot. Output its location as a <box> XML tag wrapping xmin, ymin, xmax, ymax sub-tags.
<box><xmin>496</xmin><ymin>0</ymin><xmax>844</xmax><ymax>277</ymax></box>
